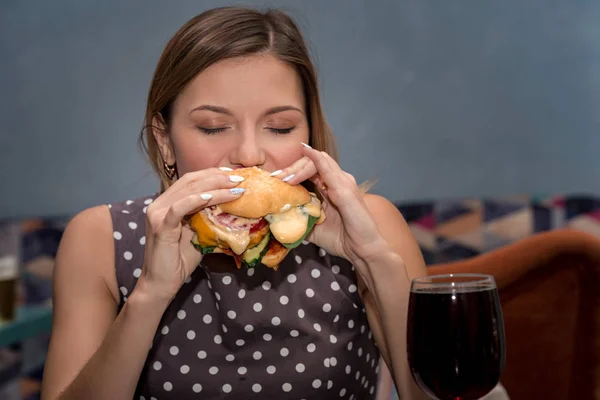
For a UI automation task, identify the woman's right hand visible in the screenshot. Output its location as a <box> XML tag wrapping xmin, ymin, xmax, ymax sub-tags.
<box><xmin>134</xmin><ymin>167</ymin><xmax>245</xmax><ymax>303</ymax></box>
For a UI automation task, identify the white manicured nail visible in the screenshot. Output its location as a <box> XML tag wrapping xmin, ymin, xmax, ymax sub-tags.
<box><xmin>270</xmin><ymin>170</ymin><xmax>283</xmax><ymax>176</ymax></box>
<box><xmin>230</xmin><ymin>188</ymin><xmax>245</xmax><ymax>195</ymax></box>
<box><xmin>219</xmin><ymin>167</ymin><xmax>233</xmax><ymax>171</ymax></box>
<box><xmin>229</xmin><ymin>175</ymin><xmax>244</xmax><ymax>183</ymax></box>
<box><xmin>282</xmin><ymin>174</ymin><xmax>295</xmax><ymax>182</ymax></box>
<box><xmin>200</xmin><ymin>193</ymin><xmax>213</xmax><ymax>201</ymax></box>
<box><xmin>301</xmin><ymin>142</ymin><xmax>312</xmax><ymax>149</ymax></box>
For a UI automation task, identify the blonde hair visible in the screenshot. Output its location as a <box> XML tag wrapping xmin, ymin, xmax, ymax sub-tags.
<box><xmin>139</xmin><ymin>6</ymin><xmax>338</xmax><ymax>193</ymax></box>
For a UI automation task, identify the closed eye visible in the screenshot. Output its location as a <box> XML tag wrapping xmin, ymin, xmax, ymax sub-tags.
<box><xmin>198</xmin><ymin>127</ymin><xmax>228</xmax><ymax>135</ymax></box>
<box><xmin>268</xmin><ymin>127</ymin><xmax>295</xmax><ymax>134</ymax></box>
<box><xmin>198</xmin><ymin>126</ymin><xmax>295</xmax><ymax>135</ymax></box>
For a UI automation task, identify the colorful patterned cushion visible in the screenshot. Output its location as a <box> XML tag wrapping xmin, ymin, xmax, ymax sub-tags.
<box><xmin>396</xmin><ymin>194</ymin><xmax>600</xmax><ymax>265</ymax></box>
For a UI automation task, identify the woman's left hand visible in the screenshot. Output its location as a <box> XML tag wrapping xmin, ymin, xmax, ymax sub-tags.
<box><xmin>272</xmin><ymin>143</ymin><xmax>389</xmax><ymax>269</ymax></box>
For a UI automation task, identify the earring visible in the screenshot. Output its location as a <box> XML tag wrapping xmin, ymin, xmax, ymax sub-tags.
<box><xmin>163</xmin><ymin>162</ymin><xmax>176</xmax><ymax>180</ymax></box>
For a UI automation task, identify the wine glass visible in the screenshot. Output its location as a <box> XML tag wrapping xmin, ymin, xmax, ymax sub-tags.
<box><xmin>407</xmin><ymin>273</ymin><xmax>506</xmax><ymax>400</ymax></box>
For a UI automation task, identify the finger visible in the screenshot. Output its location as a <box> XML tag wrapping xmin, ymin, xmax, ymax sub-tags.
<box><xmin>300</xmin><ymin>144</ymin><xmax>367</xmax><ymax>219</ymax></box>
<box><xmin>300</xmin><ymin>145</ymin><xmax>346</xmax><ymax>191</ymax></box>
<box><xmin>312</xmin><ymin>175</ymin><xmax>328</xmax><ymax>195</ymax></box>
<box><xmin>161</xmin><ymin>188</ymin><xmax>245</xmax><ymax>232</ymax></box>
<box><xmin>153</xmin><ymin>168</ymin><xmax>244</xmax><ymax>209</ymax></box>
<box><xmin>269</xmin><ymin>157</ymin><xmax>311</xmax><ymax>183</ymax></box>
<box><xmin>186</xmin><ymin>187</ymin><xmax>247</xmax><ymax>215</ymax></box>
<box><xmin>180</xmin><ymin>225</ymin><xmax>203</xmax><ymax>268</ymax></box>
<box><xmin>175</xmin><ymin>168</ymin><xmax>245</xmax><ymax>196</ymax></box>
<box><xmin>304</xmin><ymin>199</ymin><xmax>329</xmax><ymax>243</ymax></box>
<box><xmin>280</xmin><ymin>159</ymin><xmax>320</xmax><ymax>186</ymax></box>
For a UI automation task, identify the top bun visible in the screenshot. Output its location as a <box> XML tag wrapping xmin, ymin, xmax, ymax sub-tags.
<box><xmin>220</xmin><ymin>167</ymin><xmax>311</xmax><ymax>219</ymax></box>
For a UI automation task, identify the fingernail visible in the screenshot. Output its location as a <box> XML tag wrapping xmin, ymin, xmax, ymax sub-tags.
<box><xmin>270</xmin><ymin>170</ymin><xmax>283</xmax><ymax>176</ymax></box>
<box><xmin>301</xmin><ymin>142</ymin><xmax>312</xmax><ymax>149</ymax></box>
<box><xmin>229</xmin><ymin>175</ymin><xmax>244</xmax><ymax>183</ymax></box>
<box><xmin>282</xmin><ymin>174</ymin><xmax>295</xmax><ymax>182</ymax></box>
<box><xmin>200</xmin><ymin>193</ymin><xmax>213</xmax><ymax>201</ymax></box>
<box><xmin>230</xmin><ymin>188</ymin><xmax>245</xmax><ymax>195</ymax></box>
<box><xmin>219</xmin><ymin>167</ymin><xmax>233</xmax><ymax>171</ymax></box>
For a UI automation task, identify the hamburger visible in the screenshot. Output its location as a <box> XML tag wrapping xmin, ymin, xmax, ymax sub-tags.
<box><xmin>190</xmin><ymin>167</ymin><xmax>325</xmax><ymax>270</ymax></box>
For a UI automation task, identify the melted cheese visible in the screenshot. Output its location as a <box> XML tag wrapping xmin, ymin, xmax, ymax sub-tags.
<box><xmin>204</xmin><ymin>208</ymin><xmax>252</xmax><ymax>255</ymax></box>
<box><xmin>266</xmin><ymin>196</ymin><xmax>323</xmax><ymax>244</ymax></box>
<box><xmin>267</xmin><ymin>206</ymin><xmax>309</xmax><ymax>244</ymax></box>
<box><xmin>202</xmin><ymin>196</ymin><xmax>322</xmax><ymax>252</ymax></box>
<box><xmin>211</xmin><ymin>224</ymin><xmax>251</xmax><ymax>255</ymax></box>
<box><xmin>304</xmin><ymin>195</ymin><xmax>322</xmax><ymax>217</ymax></box>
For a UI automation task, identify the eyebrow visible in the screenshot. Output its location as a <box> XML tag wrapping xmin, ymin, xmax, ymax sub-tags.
<box><xmin>189</xmin><ymin>104</ymin><xmax>304</xmax><ymax>116</ymax></box>
<box><xmin>264</xmin><ymin>105</ymin><xmax>304</xmax><ymax>116</ymax></box>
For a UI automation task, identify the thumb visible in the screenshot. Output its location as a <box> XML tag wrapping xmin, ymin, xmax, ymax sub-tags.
<box><xmin>180</xmin><ymin>226</ymin><xmax>203</xmax><ymax>271</ymax></box>
<box><xmin>305</xmin><ymin>220</ymin><xmax>324</xmax><ymax>246</ymax></box>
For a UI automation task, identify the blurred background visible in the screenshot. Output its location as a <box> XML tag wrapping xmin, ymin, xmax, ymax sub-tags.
<box><xmin>1</xmin><ymin>1</ymin><xmax>600</xmax><ymax>399</ymax></box>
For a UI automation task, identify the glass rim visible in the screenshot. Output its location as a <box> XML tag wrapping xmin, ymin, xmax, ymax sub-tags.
<box><xmin>410</xmin><ymin>273</ymin><xmax>496</xmax><ymax>289</ymax></box>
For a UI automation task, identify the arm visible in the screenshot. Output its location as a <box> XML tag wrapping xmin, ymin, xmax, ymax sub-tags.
<box><xmin>358</xmin><ymin>194</ymin><xmax>429</xmax><ymax>400</ymax></box>
<box><xmin>271</xmin><ymin>146</ymin><xmax>428</xmax><ymax>398</ymax></box>
<box><xmin>41</xmin><ymin>206</ymin><xmax>170</xmax><ymax>400</ymax></box>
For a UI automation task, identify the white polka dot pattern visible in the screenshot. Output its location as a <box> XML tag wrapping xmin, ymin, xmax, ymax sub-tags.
<box><xmin>109</xmin><ymin>195</ymin><xmax>379</xmax><ymax>399</ymax></box>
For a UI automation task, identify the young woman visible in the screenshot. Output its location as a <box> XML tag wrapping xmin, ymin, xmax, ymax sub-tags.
<box><xmin>41</xmin><ymin>6</ymin><xmax>428</xmax><ymax>400</ymax></box>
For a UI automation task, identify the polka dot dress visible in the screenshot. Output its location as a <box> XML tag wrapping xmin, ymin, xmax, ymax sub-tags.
<box><xmin>109</xmin><ymin>195</ymin><xmax>380</xmax><ymax>399</ymax></box>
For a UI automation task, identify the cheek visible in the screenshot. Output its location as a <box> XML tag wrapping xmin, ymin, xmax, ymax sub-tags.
<box><xmin>171</xmin><ymin>136</ymin><xmax>225</xmax><ymax>174</ymax></box>
<box><xmin>267</xmin><ymin>144</ymin><xmax>305</xmax><ymax>170</ymax></box>
<box><xmin>266</xmin><ymin>126</ymin><xmax>309</xmax><ymax>169</ymax></box>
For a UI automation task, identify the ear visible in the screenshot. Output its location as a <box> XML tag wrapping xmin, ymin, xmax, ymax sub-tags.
<box><xmin>152</xmin><ymin>113</ymin><xmax>175</xmax><ymax>165</ymax></box>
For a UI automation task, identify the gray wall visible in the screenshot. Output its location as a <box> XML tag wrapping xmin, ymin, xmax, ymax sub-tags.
<box><xmin>2</xmin><ymin>0</ymin><xmax>600</xmax><ymax>219</ymax></box>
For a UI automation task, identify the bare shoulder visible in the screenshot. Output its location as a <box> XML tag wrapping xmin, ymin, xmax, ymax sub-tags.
<box><xmin>363</xmin><ymin>193</ymin><xmax>406</xmax><ymax>224</ymax></box>
<box><xmin>362</xmin><ymin>193</ymin><xmax>427</xmax><ymax>276</ymax></box>
<box><xmin>63</xmin><ymin>205</ymin><xmax>113</xmax><ymax>237</ymax></box>
<box><xmin>56</xmin><ymin>204</ymin><xmax>119</xmax><ymax>304</ymax></box>
<box><xmin>42</xmin><ymin>205</ymin><xmax>119</xmax><ymax>399</ymax></box>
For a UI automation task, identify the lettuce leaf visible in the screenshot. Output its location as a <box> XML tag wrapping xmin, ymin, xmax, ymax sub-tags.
<box><xmin>281</xmin><ymin>215</ymin><xmax>319</xmax><ymax>249</ymax></box>
<box><xmin>191</xmin><ymin>241</ymin><xmax>216</xmax><ymax>255</ymax></box>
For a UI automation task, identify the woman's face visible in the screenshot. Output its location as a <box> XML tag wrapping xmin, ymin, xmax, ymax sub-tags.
<box><xmin>156</xmin><ymin>54</ymin><xmax>309</xmax><ymax>176</ymax></box>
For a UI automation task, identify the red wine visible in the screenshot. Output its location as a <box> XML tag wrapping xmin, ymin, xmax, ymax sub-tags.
<box><xmin>407</xmin><ymin>287</ymin><xmax>505</xmax><ymax>400</ymax></box>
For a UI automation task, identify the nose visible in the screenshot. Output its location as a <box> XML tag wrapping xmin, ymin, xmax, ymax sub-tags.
<box><xmin>228</xmin><ymin>131</ymin><xmax>266</xmax><ymax>168</ymax></box>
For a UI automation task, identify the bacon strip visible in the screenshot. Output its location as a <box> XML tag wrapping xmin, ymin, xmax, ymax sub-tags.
<box><xmin>213</xmin><ymin>211</ymin><xmax>266</xmax><ymax>232</ymax></box>
<box><xmin>222</xmin><ymin>249</ymin><xmax>243</xmax><ymax>269</ymax></box>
